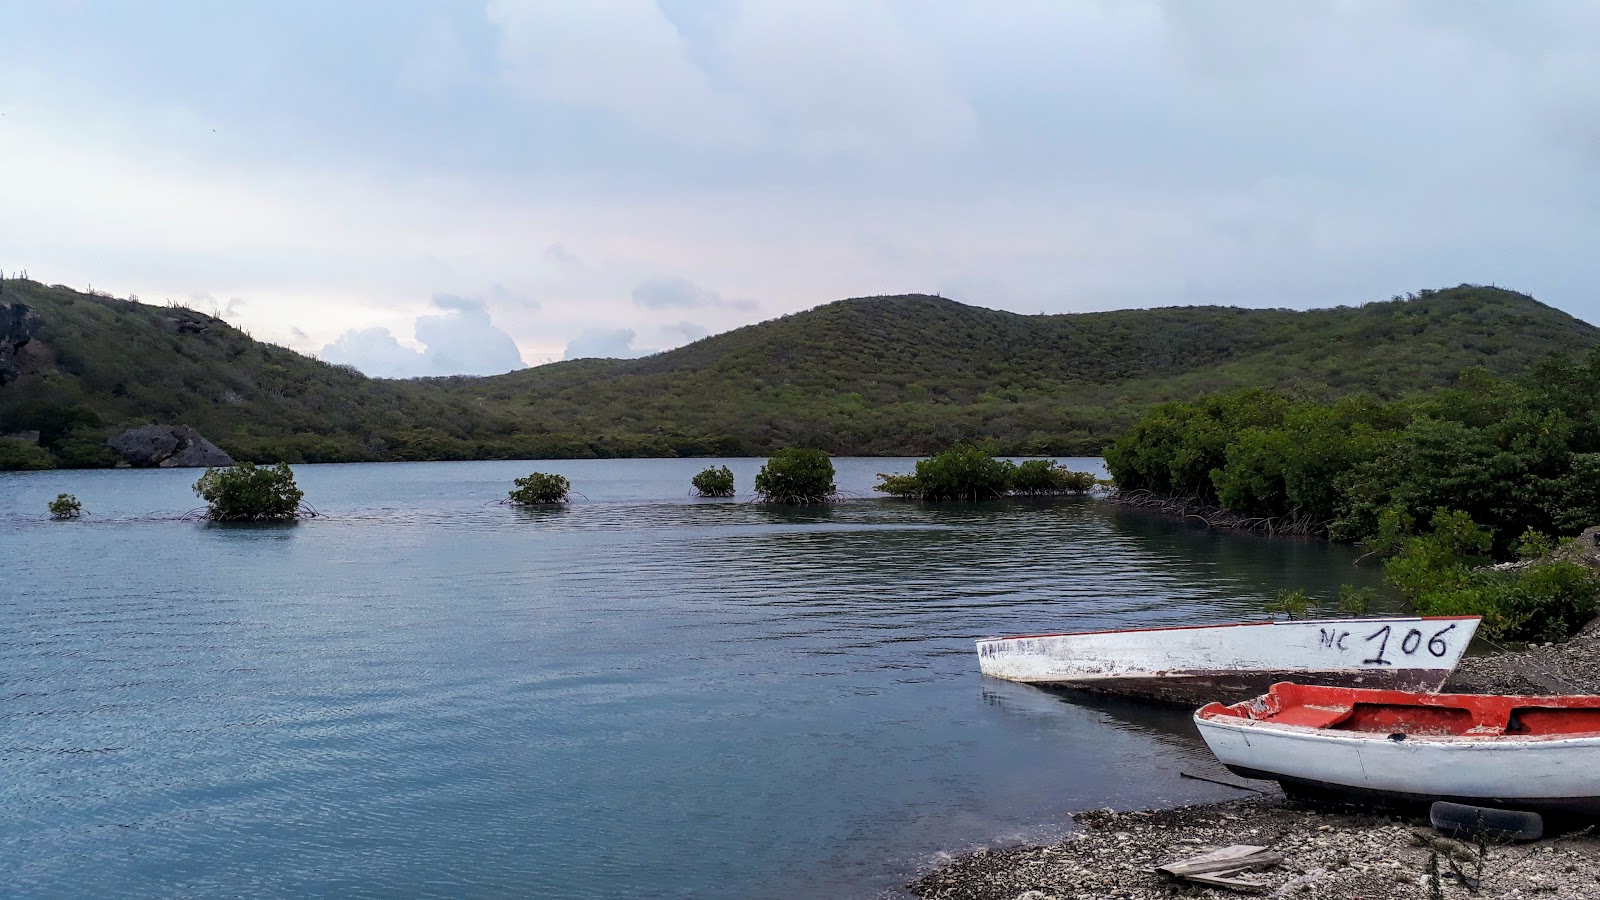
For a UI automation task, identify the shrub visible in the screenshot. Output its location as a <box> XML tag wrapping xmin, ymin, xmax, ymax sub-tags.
<box><xmin>873</xmin><ymin>472</ymin><xmax>923</xmax><ymax>498</ymax></box>
<box><xmin>1009</xmin><ymin>459</ymin><xmax>1097</xmax><ymax>495</ymax></box>
<box><xmin>911</xmin><ymin>446</ymin><xmax>1014</xmax><ymax>501</ymax></box>
<box><xmin>0</xmin><ymin>437</ymin><xmax>54</xmax><ymax>471</ymax></box>
<box><xmin>754</xmin><ymin>448</ymin><xmax>835</xmax><ymax>504</ymax></box>
<box><xmin>691</xmin><ymin>465</ymin><xmax>735</xmax><ymax>497</ymax></box>
<box><xmin>1336</xmin><ymin>585</ymin><xmax>1375</xmax><ymax>616</ymax></box>
<box><xmin>875</xmin><ymin>451</ymin><xmax>1097</xmax><ymax>500</ymax></box>
<box><xmin>1265</xmin><ymin>588</ymin><xmax>1313</xmax><ymax>620</ymax></box>
<box><xmin>48</xmin><ymin>493</ymin><xmax>82</xmax><ymax>519</ymax></box>
<box><xmin>1410</xmin><ymin>562</ymin><xmax>1600</xmax><ymax>643</ymax></box>
<box><xmin>193</xmin><ymin>462</ymin><xmax>306</xmax><ymax>521</ymax></box>
<box><xmin>1385</xmin><ymin>509</ymin><xmax>1600</xmax><ymax>641</ymax></box>
<box><xmin>508</xmin><ymin>472</ymin><xmax>571</xmax><ymax>505</ymax></box>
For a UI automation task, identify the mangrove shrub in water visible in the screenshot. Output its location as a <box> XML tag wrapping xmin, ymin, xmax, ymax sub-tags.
<box><xmin>1008</xmin><ymin>459</ymin><xmax>1097</xmax><ymax>495</ymax></box>
<box><xmin>691</xmin><ymin>465</ymin><xmax>735</xmax><ymax>497</ymax></box>
<box><xmin>508</xmin><ymin>472</ymin><xmax>571</xmax><ymax>505</ymax></box>
<box><xmin>194</xmin><ymin>462</ymin><xmax>306</xmax><ymax>521</ymax></box>
<box><xmin>909</xmin><ymin>446</ymin><xmax>1013</xmax><ymax>501</ymax></box>
<box><xmin>754</xmin><ymin>448</ymin><xmax>835</xmax><ymax>504</ymax></box>
<box><xmin>874</xmin><ymin>448</ymin><xmax>1096</xmax><ymax>501</ymax></box>
<box><xmin>48</xmin><ymin>493</ymin><xmax>82</xmax><ymax>519</ymax></box>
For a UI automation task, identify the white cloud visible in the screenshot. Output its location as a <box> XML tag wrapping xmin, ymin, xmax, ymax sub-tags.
<box><xmin>485</xmin><ymin>0</ymin><xmax>742</xmax><ymax>142</ymax></box>
<box><xmin>663</xmin><ymin>321</ymin><xmax>710</xmax><ymax>344</ymax></box>
<box><xmin>563</xmin><ymin>327</ymin><xmax>654</xmax><ymax>360</ymax></box>
<box><xmin>631</xmin><ymin>275</ymin><xmax>757</xmax><ymax>311</ymax></box>
<box><xmin>321</xmin><ymin>294</ymin><xmax>526</xmax><ymax>378</ymax></box>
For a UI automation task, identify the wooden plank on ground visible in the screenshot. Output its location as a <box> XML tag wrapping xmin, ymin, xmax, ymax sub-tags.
<box><xmin>1156</xmin><ymin>844</ymin><xmax>1283</xmax><ymax>893</ymax></box>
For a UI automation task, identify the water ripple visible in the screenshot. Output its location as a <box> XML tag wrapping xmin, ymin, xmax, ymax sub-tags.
<box><xmin>1</xmin><ymin>459</ymin><xmax>1386</xmax><ymax>899</ymax></box>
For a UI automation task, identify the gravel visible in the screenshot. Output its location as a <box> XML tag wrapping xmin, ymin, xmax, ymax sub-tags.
<box><xmin>907</xmin><ymin>797</ymin><xmax>1600</xmax><ymax>899</ymax></box>
<box><xmin>1447</xmin><ymin>616</ymin><xmax>1600</xmax><ymax>696</ymax></box>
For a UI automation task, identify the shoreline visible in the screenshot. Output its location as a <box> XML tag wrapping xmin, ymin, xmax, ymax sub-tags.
<box><xmin>907</xmin><ymin>794</ymin><xmax>1600</xmax><ymax>899</ymax></box>
<box><xmin>911</xmin><ymin>623</ymin><xmax>1600</xmax><ymax>899</ymax></box>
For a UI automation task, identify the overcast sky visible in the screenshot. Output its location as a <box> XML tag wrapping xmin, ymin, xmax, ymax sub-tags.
<box><xmin>3</xmin><ymin>1</ymin><xmax>1598</xmax><ymax>377</ymax></box>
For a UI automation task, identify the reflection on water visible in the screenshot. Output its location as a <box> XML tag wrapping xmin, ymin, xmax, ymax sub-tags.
<box><xmin>1</xmin><ymin>459</ymin><xmax>1385</xmax><ymax>899</ymax></box>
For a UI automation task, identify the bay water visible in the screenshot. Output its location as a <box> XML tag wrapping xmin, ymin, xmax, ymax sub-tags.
<box><xmin>1</xmin><ymin>458</ymin><xmax>1387</xmax><ymax>898</ymax></box>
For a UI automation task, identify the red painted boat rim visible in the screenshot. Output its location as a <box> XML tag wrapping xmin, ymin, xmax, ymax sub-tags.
<box><xmin>977</xmin><ymin>615</ymin><xmax>1479</xmax><ymax>644</ymax></box>
<box><xmin>1196</xmin><ymin>681</ymin><xmax>1600</xmax><ymax>740</ymax></box>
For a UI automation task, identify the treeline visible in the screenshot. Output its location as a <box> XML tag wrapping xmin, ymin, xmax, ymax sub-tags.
<box><xmin>1104</xmin><ymin>352</ymin><xmax>1600</xmax><ymax>639</ymax></box>
<box><xmin>1104</xmin><ymin>352</ymin><xmax>1600</xmax><ymax>548</ymax></box>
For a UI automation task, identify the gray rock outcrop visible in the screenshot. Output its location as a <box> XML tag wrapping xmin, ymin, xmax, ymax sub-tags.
<box><xmin>0</xmin><ymin>302</ymin><xmax>39</xmax><ymax>387</ymax></box>
<box><xmin>107</xmin><ymin>425</ymin><xmax>234</xmax><ymax>468</ymax></box>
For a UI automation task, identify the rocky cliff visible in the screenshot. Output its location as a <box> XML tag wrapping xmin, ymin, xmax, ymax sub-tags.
<box><xmin>0</xmin><ymin>302</ymin><xmax>39</xmax><ymax>387</ymax></box>
<box><xmin>107</xmin><ymin>425</ymin><xmax>235</xmax><ymax>468</ymax></box>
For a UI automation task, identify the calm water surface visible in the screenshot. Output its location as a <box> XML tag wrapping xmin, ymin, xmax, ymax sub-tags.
<box><xmin>1</xmin><ymin>458</ymin><xmax>1389</xmax><ymax>898</ymax></box>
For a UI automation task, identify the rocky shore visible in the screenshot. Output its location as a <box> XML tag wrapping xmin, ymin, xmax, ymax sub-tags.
<box><xmin>911</xmin><ymin>622</ymin><xmax>1600</xmax><ymax>899</ymax></box>
<box><xmin>1446</xmin><ymin>616</ymin><xmax>1600</xmax><ymax>696</ymax></box>
<box><xmin>908</xmin><ymin>796</ymin><xmax>1600</xmax><ymax>899</ymax></box>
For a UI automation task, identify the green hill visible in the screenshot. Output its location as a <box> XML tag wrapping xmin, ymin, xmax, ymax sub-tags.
<box><xmin>1</xmin><ymin>280</ymin><xmax>1595</xmax><ymax>468</ymax></box>
<box><xmin>0</xmin><ymin>280</ymin><xmax>520</xmax><ymax>466</ymax></box>
<box><xmin>450</xmin><ymin>285</ymin><xmax>1600</xmax><ymax>456</ymax></box>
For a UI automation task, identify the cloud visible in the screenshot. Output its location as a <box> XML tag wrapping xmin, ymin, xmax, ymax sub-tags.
<box><xmin>321</xmin><ymin>293</ymin><xmax>526</xmax><ymax>377</ymax></box>
<box><xmin>429</xmin><ymin>293</ymin><xmax>483</xmax><ymax>313</ymax></box>
<box><xmin>563</xmin><ymin>327</ymin><xmax>654</xmax><ymax>360</ymax></box>
<box><xmin>485</xmin><ymin>0</ymin><xmax>741</xmax><ymax>142</ymax></box>
<box><xmin>664</xmin><ymin>321</ymin><xmax>710</xmax><ymax>343</ymax></box>
<box><xmin>631</xmin><ymin>275</ymin><xmax>757</xmax><ymax>311</ymax></box>
<box><xmin>320</xmin><ymin>328</ymin><xmax>428</xmax><ymax>378</ymax></box>
<box><xmin>483</xmin><ymin>0</ymin><xmax>974</xmax><ymax>159</ymax></box>
<box><xmin>543</xmin><ymin>244</ymin><xmax>579</xmax><ymax>266</ymax></box>
<box><xmin>9</xmin><ymin>0</ymin><xmax>1600</xmax><ymax>344</ymax></box>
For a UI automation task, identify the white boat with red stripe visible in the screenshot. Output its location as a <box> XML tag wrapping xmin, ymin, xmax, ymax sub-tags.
<box><xmin>975</xmin><ymin>616</ymin><xmax>1479</xmax><ymax>705</ymax></box>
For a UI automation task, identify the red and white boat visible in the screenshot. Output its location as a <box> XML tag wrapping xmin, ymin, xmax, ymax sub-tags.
<box><xmin>1196</xmin><ymin>682</ymin><xmax>1600</xmax><ymax>815</ymax></box>
<box><xmin>975</xmin><ymin>616</ymin><xmax>1479</xmax><ymax>705</ymax></box>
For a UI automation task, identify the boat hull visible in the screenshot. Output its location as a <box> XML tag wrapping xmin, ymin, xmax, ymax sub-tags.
<box><xmin>976</xmin><ymin>617</ymin><xmax>1478</xmax><ymax>705</ymax></box>
<box><xmin>1196</xmin><ymin>685</ymin><xmax>1600</xmax><ymax>816</ymax></box>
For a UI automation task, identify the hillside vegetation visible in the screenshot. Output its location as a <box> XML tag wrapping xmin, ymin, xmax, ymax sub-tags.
<box><xmin>0</xmin><ymin>280</ymin><xmax>1595</xmax><ymax>467</ymax></box>
<box><xmin>442</xmin><ymin>285</ymin><xmax>1600</xmax><ymax>456</ymax></box>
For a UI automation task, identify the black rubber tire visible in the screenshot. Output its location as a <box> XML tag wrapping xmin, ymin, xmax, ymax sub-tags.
<box><xmin>1430</xmin><ymin>801</ymin><xmax>1544</xmax><ymax>842</ymax></box>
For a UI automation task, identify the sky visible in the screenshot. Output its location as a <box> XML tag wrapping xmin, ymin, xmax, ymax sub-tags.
<box><xmin>2</xmin><ymin>1</ymin><xmax>1598</xmax><ymax>377</ymax></box>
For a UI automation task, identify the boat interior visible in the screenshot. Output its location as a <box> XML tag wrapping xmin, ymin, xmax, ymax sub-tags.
<box><xmin>1200</xmin><ymin>682</ymin><xmax>1600</xmax><ymax>738</ymax></box>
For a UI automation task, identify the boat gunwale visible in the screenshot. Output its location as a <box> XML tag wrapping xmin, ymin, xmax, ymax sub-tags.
<box><xmin>1195</xmin><ymin>708</ymin><xmax>1600</xmax><ymax>745</ymax></box>
<box><xmin>1197</xmin><ymin>682</ymin><xmax>1600</xmax><ymax>743</ymax></box>
<box><xmin>975</xmin><ymin>615</ymin><xmax>1480</xmax><ymax>645</ymax></box>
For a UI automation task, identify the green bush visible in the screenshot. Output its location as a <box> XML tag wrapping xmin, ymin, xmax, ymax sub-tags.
<box><xmin>1009</xmin><ymin>459</ymin><xmax>1097</xmax><ymax>495</ymax></box>
<box><xmin>875</xmin><ymin>451</ymin><xmax>1096</xmax><ymax>500</ymax></box>
<box><xmin>691</xmin><ymin>465</ymin><xmax>735</xmax><ymax>497</ymax></box>
<box><xmin>1336</xmin><ymin>585</ymin><xmax>1375</xmax><ymax>616</ymax></box>
<box><xmin>508</xmin><ymin>472</ymin><xmax>571</xmax><ymax>505</ymax></box>
<box><xmin>48</xmin><ymin>493</ymin><xmax>82</xmax><ymax>519</ymax></box>
<box><xmin>908</xmin><ymin>446</ymin><xmax>1013</xmax><ymax>501</ymax></box>
<box><xmin>873</xmin><ymin>472</ymin><xmax>923</xmax><ymax>498</ymax></box>
<box><xmin>754</xmin><ymin>448</ymin><xmax>835</xmax><ymax>504</ymax></box>
<box><xmin>1409</xmin><ymin>562</ymin><xmax>1600</xmax><ymax>643</ymax></box>
<box><xmin>1265</xmin><ymin>588</ymin><xmax>1313</xmax><ymax>620</ymax></box>
<box><xmin>1384</xmin><ymin>511</ymin><xmax>1600</xmax><ymax>641</ymax></box>
<box><xmin>194</xmin><ymin>462</ymin><xmax>306</xmax><ymax>521</ymax></box>
<box><xmin>50</xmin><ymin>433</ymin><xmax>119</xmax><ymax>468</ymax></box>
<box><xmin>0</xmin><ymin>437</ymin><xmax>54</xmax><ymax>470</ymax></box>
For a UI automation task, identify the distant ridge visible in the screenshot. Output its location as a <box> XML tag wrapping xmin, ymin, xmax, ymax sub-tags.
<box><xmin>1</xmin><ymin>281</ymin><xmax>1595</xmax><ymax>467</ymax></box>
